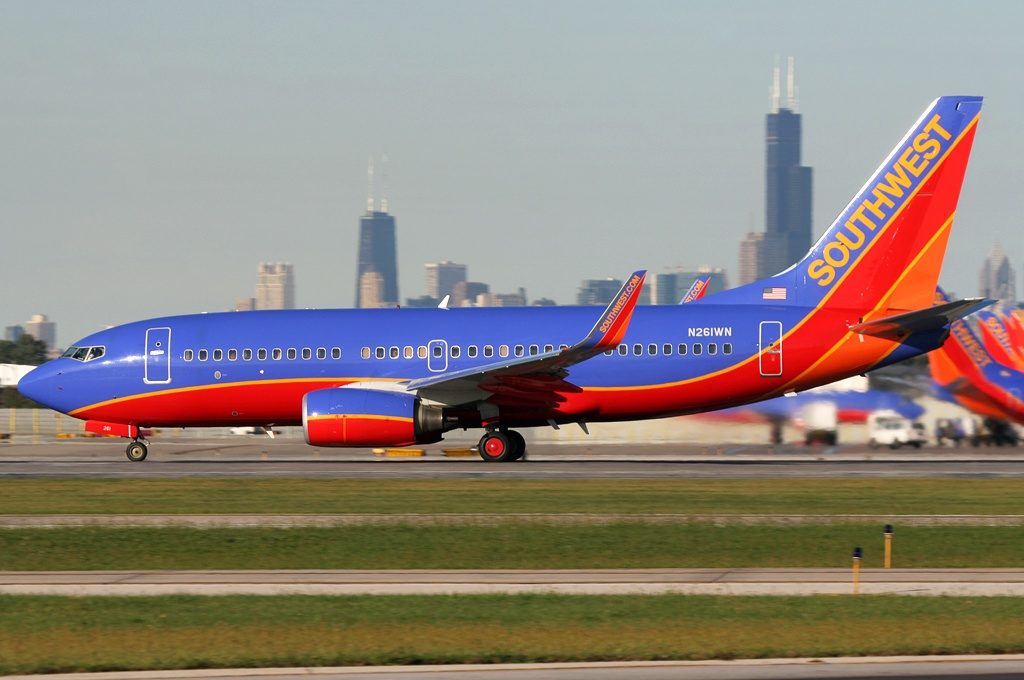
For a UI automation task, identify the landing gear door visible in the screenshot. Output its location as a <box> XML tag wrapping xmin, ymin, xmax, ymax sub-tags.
<box><xmin>144</xmin><ymin>327</ymin><xmax>172</xmax><ymax>384</ymax></box>
<box><xmin>759</xmin><ymin>321</ymin><xmax>783</xmax><ymax>377</ymax></box>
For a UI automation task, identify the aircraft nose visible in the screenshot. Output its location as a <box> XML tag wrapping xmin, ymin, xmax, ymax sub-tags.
<box><xmin>16</xmin><ymin>363</ymin><xmax>61</xmax><ymax>409</ymax></box>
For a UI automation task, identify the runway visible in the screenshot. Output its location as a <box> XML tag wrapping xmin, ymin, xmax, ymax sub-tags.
<box><xmin>3</xmin><ymin>513</ymin><xmax>1023</xmax><ymax>527</ymax></box>
<box><xmin>3</xmin><ymin>440</ymin><xmax>1024</xmax><ymax>478</ymax></box>
<box><xmin>5</xmin><ymin>568</ymin><xmax>1024</xmax><ymax>596</ymax></box>
<box><xmin>5</xmin><ymin>656</ymin><xmax>1024</xmax><ymax>680</ymax></box>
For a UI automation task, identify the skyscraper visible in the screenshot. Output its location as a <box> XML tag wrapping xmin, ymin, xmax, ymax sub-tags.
<box><xmin>425</xmin><ymin>261</ymin><xmax>467</xmax><ymax>300</ymax></box>
<box><xmin>739</xmin><ymin>58</ymin><xmax>813</xmax><ymax>282</ymax></box>
<box><xmin>576</xmin><ymin>279</ymin><xmax>623</xmax><ymax>305</ymax></box>
<box><xmin>979</xmin><ymin>243</ymin><xmax>1017</xmax><ymax>303</ymax></box>
<box><xmin>23</xmin><ymin>314</ymin><xmax>56</xmax><ymax>349</ymax></box>
<box><xmin>255</xmin><ymin>263</ymin><xmax>295</xmax><ymax>310</ymax></box>
<box><xmin>355</xmin><ymin>157</ymin><xmax>399</xmax><ymax>308</ymax></box>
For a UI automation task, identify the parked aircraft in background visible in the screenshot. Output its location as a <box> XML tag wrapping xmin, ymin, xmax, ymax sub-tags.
<box><xmin>929</xmin><ymin>297</ymin><xmax>1024</xmax><ymax>424</ymax></box>
<box><xmin>19</xmin><ymin>96</ymin><xmax>987</xmax><ymax>462</ymax></box>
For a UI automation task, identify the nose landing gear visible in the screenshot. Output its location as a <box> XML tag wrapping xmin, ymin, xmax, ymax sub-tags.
<box><xmin>478</xmin><ymin>429</ymin><xmax>526</xmax><ymax>462</ymax></box>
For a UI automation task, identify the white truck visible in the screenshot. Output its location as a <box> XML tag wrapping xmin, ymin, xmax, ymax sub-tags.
<box><xmin>868</xmin><ymin>410</ymin><xmax>927</xmax><ymax>449</ymax></box>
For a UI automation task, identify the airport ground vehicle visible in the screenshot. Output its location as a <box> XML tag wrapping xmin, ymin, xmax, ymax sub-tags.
<box><xmin>868</xmin><ymin>411</ymin><xmax>927</xmax><ymax>449</ymax></box>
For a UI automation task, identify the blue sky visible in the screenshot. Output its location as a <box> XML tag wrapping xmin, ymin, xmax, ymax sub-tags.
<box><xmin>2</xmin><ymin>1</ymin><xmax>1022</xmax><ymax>345</ymax></box>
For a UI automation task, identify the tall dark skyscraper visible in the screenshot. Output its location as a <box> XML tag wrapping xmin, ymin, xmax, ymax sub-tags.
<box><xmin>354</xmin><ymin>158</ymin><xmax>400</xmax><ymax>308</ymax></box>
<box><xmin>738</xmin><ymin>58</ymin><xmax>814</xmax><ymax>284</ymax></box>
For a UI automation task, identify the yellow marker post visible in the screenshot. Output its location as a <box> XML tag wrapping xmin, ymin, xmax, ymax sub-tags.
<box><xmin>8</xmin><ymin>409</ymin><xmax>15</xmax><ymax>434</ymax></box>
<box><xmin>54</xmin><ymin>412</ymin><xmax>62</xmax><ymax>437</ymax></box>
<box><xmin>884</xmin><ymin>524</ymin><xmax>893</xmax><ymax>569</ymax></box>
<box><xmin>852</xmin><ymin>547</ymin><xmax>862</xmax><ymax>595</ymax></box>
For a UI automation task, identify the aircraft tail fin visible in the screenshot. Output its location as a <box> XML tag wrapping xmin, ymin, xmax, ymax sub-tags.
<box><xmin>715</xmin><ymin>96</ymin><xmax>983</xmax><ymax>318</ymax></box>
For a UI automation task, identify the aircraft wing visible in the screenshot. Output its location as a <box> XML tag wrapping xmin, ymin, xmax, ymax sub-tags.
<box><xmin>405</xmin><ymin>271</ymin><xmax>646</xmax><ymax>393</ymax></box>
<box><xmin>849</xmin><ymin>298</ymin><xmax>992</xmax><ymax>339</ymax></box>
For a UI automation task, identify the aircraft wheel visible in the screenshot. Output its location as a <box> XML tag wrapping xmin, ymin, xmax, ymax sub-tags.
<box><xmin>506</xmin><ymin>430</ymin><xmax>526</xmax><ymax>461</ymax></box>
<box><xmin>125</xmin><ymin>441</ymin><xmax>148</xmax><ymax>462</ymax></box>
<box><xmin>889</xmin><ymin>441</ymin><xmax>902</xmax><ymax>450</ymax></box>
<box><xmin>478</xmin><ymin>431</ymin><xmax>515</xmax><ymax>462</ymax></box>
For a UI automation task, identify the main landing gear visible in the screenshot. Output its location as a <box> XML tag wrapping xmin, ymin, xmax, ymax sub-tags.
<box><xmin>125</xmin><ymin>439</ymin><xmax>149</xmax><ymax>462</ymax></box>
<box><xmin>478</xmin><ymin>429</ymin><xmax>526</xmax><ymax>462</ymax></box>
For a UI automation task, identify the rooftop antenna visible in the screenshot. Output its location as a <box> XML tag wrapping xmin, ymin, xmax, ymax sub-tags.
<box><xmin>380</xmin><ymin>154</ymin><xmax>390</xmax><ymax>213</ymax></box>
<box><xmin>366</xmin><ymin>156</ymin><xmax>375</xmax><ymax>213</ymax></box>
<box><xmin>770</xmin><ymin>56</ymin><xmax>780</xmax><ymax>112</ymax></box>
<box><xmin>786</xmin><ymin>56</ymin><xmax>797</xmax><ymax>110</ymax></box>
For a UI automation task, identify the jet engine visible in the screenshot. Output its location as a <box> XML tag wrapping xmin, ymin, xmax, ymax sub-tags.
<box><xmin>302</xmin><ymin>387</ymin><xmax>446</xmax><ymax>447</ymax></box>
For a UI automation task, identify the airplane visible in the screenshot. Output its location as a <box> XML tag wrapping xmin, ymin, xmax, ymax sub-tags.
<box><xmin>975</xmin><ymin>308</ymin><xmax>1024</xmax><ymax>371</ymax></box>
<box><xmin>928</xmin><ymin>296</ymin><xmax>1024</xmax><ymax>424</ymax></box>
<box><xmin>18</xmin><ymin>95</ymin><xmax>988</xmax><ymax>463</ymax></box>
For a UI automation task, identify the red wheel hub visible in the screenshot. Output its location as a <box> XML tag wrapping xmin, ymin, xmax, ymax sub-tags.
<box><xmin>483</xmin><ymin>436</ymin><xmax>506</xmax><ymax>458</ymax></box>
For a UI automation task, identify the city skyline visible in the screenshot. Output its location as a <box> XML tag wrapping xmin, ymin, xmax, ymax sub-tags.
<box><xmin>3</xmin><ymin>2</ymin><xmax>1023</xmax><ymax>345</ymax></box>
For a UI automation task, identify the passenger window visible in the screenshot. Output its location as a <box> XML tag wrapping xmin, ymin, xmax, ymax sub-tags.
<box><xmin>361</xmin><ymin>347</ymin><xmax>371</xmax><ymax>359</ymax></box>
<box><xmin>272</xmin><ymin>348</ymin><xmax>283</xmax><ymax>360</ymax></box>
<box><xmin>243</xmin><ymin>349</ymin><xmax>253</xmax><ymax>361</ymax></box>
<box><xmin>451</xmin><ymin>346</ymin><xmax>461</xmax><ymax>359</ymax></box>
<box><xmin>332</xmin><ymin>347</ymin><xmax>342</xmax><ymax>359</ymax></box>
<box><xmin>317</xmin><ymin>348</ymin><xmax>327</xmax><ymax>360</ymax></box>
<box><xmin>499</xmin><ymin>345</ymin><xmax>509</xmax><ymax>358</ymax></box>
<box><xmin>663</xmin><ymin>343</ymin><xmax>673</xmax><ymax>356</ymax></box>
<box><xmin>693</xmin><ymin>343</ymin><xmax>703</xmax><ymax>355</ymax></box>
<box><xmin>228</xmin><ymin>349</ymin><xmax>237</xmax><ymax>361</ymax></box>
<box><xmin>560</xmin><ymin>344</ymin><xmax>569</xmax><ymax>350</ymax></box>
<box><xmin>404</xmin><ymin>346</ymin><xmax>414</xmax><ymax>359</ymax></box>
<box><xmin>544</xmin><ymin>344</ymin><xmax>554</xmax><ymax>353</ymax></box>
<box><xmin>199</xmin><ymin>349</ymin><xmax>209</xmax><ymax>361</ymax></box>
<box><xmin>723</xmin><ymin>343</ymin><xmax>733</xmax><ymax>355</ymax></box>
<box><xmin>287</xmin><ymin>348</ymin><xmax>297</xmax><ymax>360</ymax></box>
<box><xmin>184</xmin><ymin>349</ymin><xmax>194</xmax><ymax>362</ymax></box>
<box><xmin>302</xmin><ymin>348</ymin><xmax>312</xmax><ymax>360</ymax></box>
<box><xmin>376</xmin><ymin>347</ymin><xmax>385</xmax><ymax>359</ymax></box>
<box><xmin>708</xmin><ymin>343</ymin><xmax>718</xmax><ymax>355</ymax></box>
<box><xmin>529</xmin><ymin>344</ymin><xmax>539</xmax><ymax>356</ymax></box>
<box><xmin>604</xmin><ymin>349</ymin><xmax>613</xmax><ymax>356</ymax></box>
<box><xmin>633</xmin><ymin>344</ymin><xmax>642</xmax><ymax>356</ymax></box>
<box><xmin>433</xmin><ymin>345</ymin><xmax>443</xmax><ymax>358</ymax></box>
<box><xmin>390</xmin><ymin>346</ymin><xmax>399</xmax><ymax>359</ymax></box>
<box><xmin>257</xmin><ymin>348</ymin><xmax>267</xmax><ymax>360</ymax></box>
<box><xmin>418</xmin><ymin>346</ymin><xmax>427</xmax><ymax>359</ymax></box>
<box><xmin>648</xmin><ymin>343</ymin><xmax>657</xmax><ymax>356</ymax></box>
<box><xmin>678</xmin><ymin>343</ymin><xmax>687</xmax><ymax>356</ymax></box>
<box><xmin>213</xmin><ymin>349</ymin><xmax>223</xmax><ymax>361</ymax></box>
<box><xmin>618</xmin><ymin>344</ymin><xmax>628</xmax><ymax>356</ymax></box>
<box><xmin>514</xmin><ymin>345</ymin><xmax>524</xmax><ymax>357</ymax></box>
<box><xmin>484</xmin><ymin>345</ymin><xmax>494</xmax><ymax>358</ymax></box>
<box><xmin>468</xmin><ymin>345</ymin><xmax>478</xmax><ymax>358</ymax></box>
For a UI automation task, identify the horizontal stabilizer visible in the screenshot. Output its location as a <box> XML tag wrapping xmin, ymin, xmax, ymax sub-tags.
<box><xmin>849</xmin><ymin>298</ymin><xmax>993</xmax><ymax>339</ymax></box>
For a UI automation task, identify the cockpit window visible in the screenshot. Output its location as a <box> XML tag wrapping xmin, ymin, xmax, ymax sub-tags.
<box><xmin>63</xmin><ymin>346</ymin><xmax>105</xmax><ymax>362</ymax></box>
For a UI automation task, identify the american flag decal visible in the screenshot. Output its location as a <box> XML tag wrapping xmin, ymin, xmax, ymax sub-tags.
<box><xmin>762</xmin><ymin>287</ymin><xmax>787</xmax><ymax>301</ymax></box>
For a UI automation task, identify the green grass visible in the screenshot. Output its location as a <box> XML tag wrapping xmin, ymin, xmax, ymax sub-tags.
<box><xmin>2</xmin><ymin>524</ymin><xmax>1022</xmax><ymax>570</ymax></box>
<box><xmin>2</xmin><ymin>478</ymin><xmax>1024</xmax><ymax>515</ymax></box>
<box><xmin>3</xmin><ymin>594</ymin><xmax>1024</xmax><ymax>674</ymax></box>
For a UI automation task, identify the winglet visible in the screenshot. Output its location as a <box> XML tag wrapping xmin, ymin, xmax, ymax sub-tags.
<box><xmin>680</xmin><ymin>276</ymin><xmax>711</xmax><ymax>304</ymax></box>
<box><xmin>579</xmin><ymin>270</ymin><xmax>646</xmax><ymax>351</ymax></box>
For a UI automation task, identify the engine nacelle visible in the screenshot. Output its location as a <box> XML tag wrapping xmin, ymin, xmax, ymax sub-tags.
<box><xmin>302</xmin><ymin>387</ymin><xmax>445</xmax><ymax>447</ymax></box>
